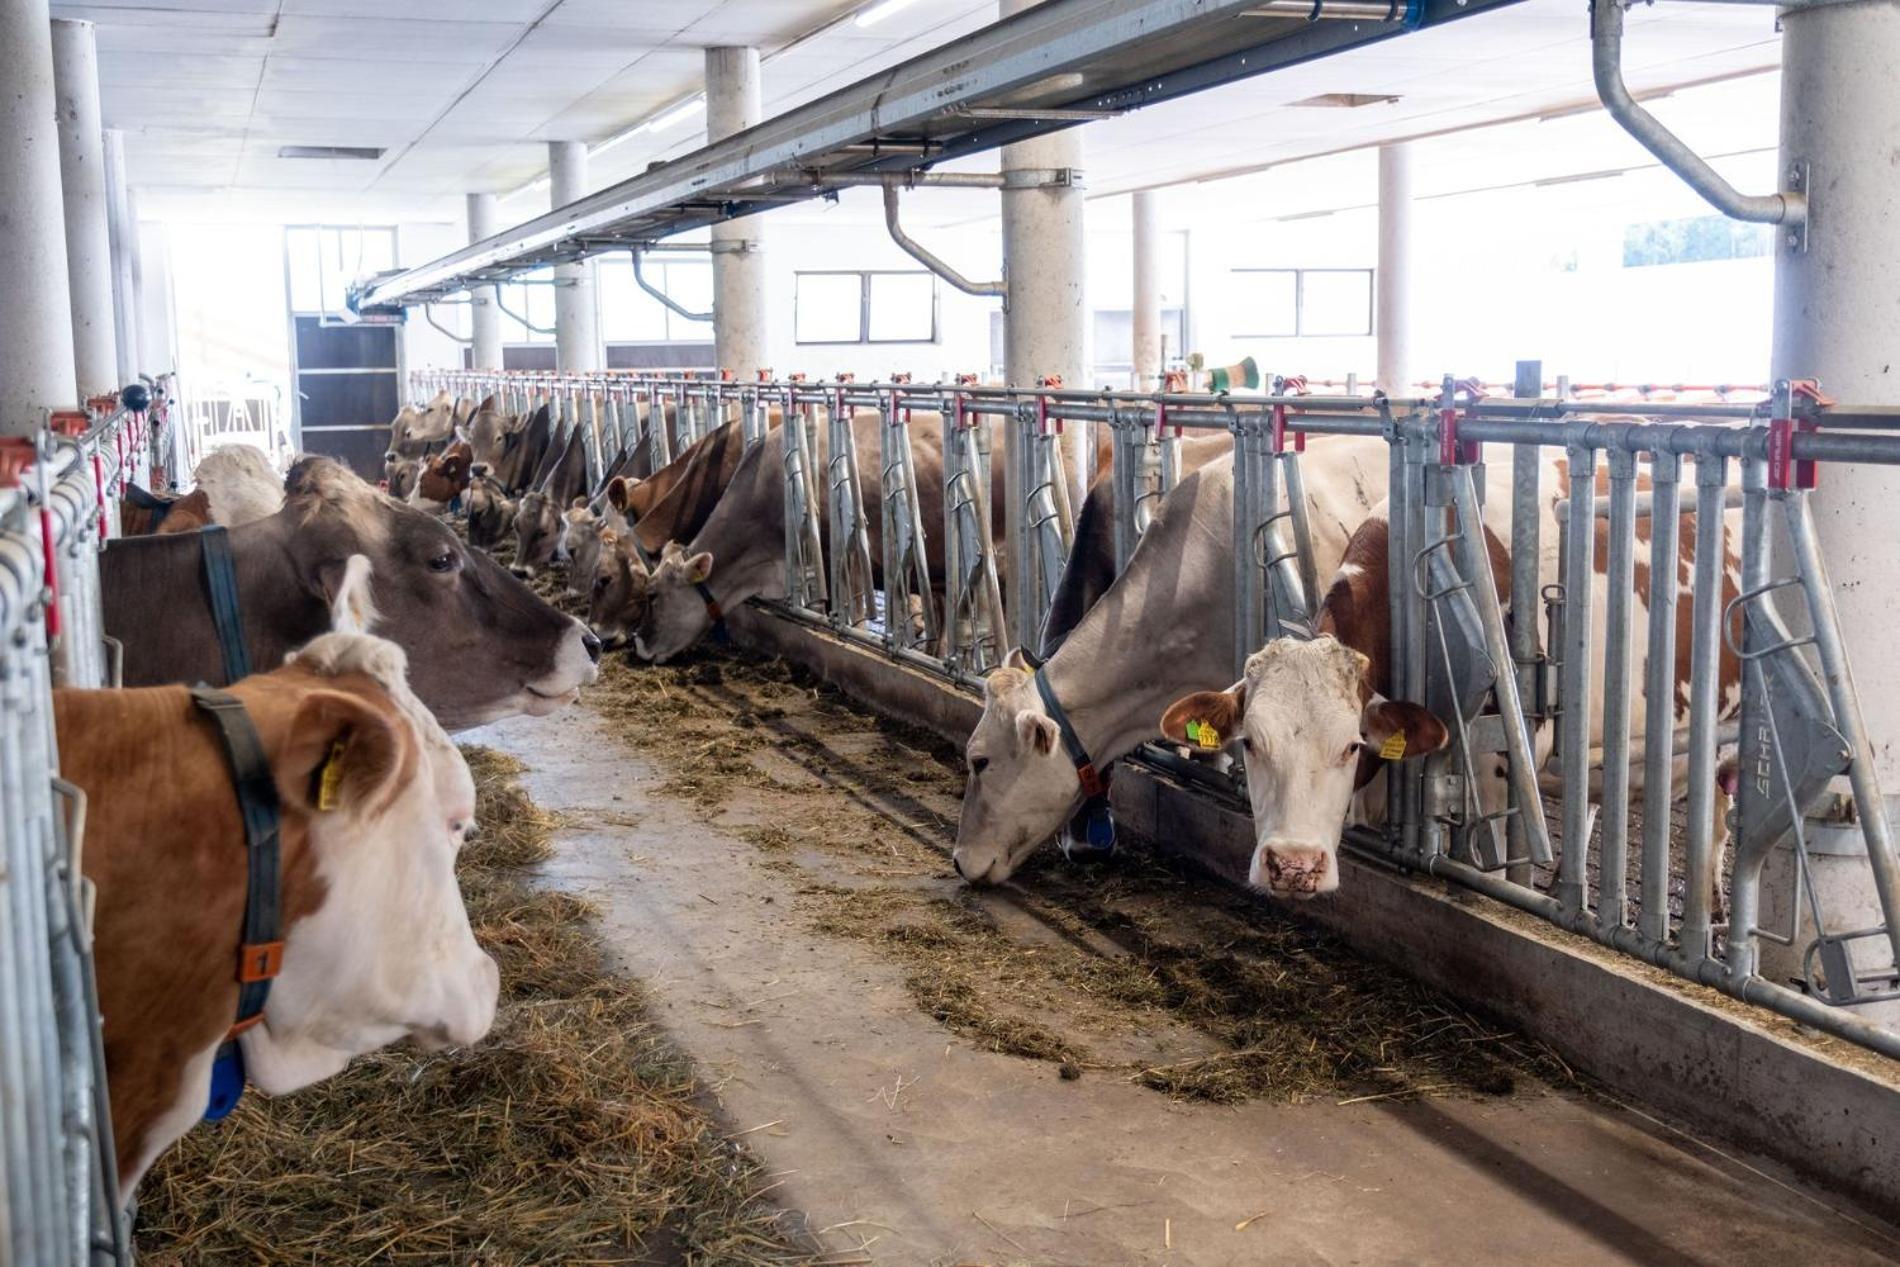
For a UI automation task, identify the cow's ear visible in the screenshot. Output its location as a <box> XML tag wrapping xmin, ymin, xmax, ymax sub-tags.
<box><xmin>607</xmin><ymin>476</ymin><xmax>631</xmax><ymax>512</ymax></box>
<box><xmin>1004</xmin><ymin>647</ymin><xmax>1031</xmax><ymax>672</ymax></box>
<box><xmin>1159</xmin><ymin>683</ymin><xmax>1246</xmax><ymax>751</ymax></box>
<box><xmin>1359</xmin><ymin>699</ymin><xmax>1449</xmax><ymax>762</ymax></box>
<box><xmin>277</xmin><ymin>688</ymin><xmax>406</xmax><ymax>818</ymax></box>
<box><xmin>684</xmin><ymin>551</ymin><xmax>714</xmax><ymax>584</ymax></box>
<box><xmin>319</xmin><ymin>554</ymin><xmax>380</xmax><ymax>634</ymax></box>
<box><xmin>1015</xmin><ymin>709</ymin><xmax>1059</xmax><ymax>756</ymax></box>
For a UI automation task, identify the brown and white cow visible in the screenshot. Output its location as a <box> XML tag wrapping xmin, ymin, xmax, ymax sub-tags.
<box><xmin>411</xmin><ymin>436</ymin><xmax>475</xmax><ymax>511</ymax></box>
<box><xmin>1158</xmin><ymin>454</ymin><xmax>1741</xmax><ymax>901</ymax></box>
<box><xmin>59</xmin><ymin>631</ymin><xmax>498</xmax><ymax>1196</ymax></box>
<box><xmin>121</xmin><ymin>444</ymin><xmax>285</xmax><ymax>536</ymax></box>
<box><xmin>950</xmin><ymin>438</ymin><xmax>1392</xmax><ymax>885</ymax></box>
<box><xmin>102</xmin><ymin>456</ymin><xmax>599</xmax><ymax>729</ymax></box>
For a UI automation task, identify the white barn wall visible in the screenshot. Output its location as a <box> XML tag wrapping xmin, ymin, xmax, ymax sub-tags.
<box><xmin>398</xmin><ymin>221</ymin><xmax>468</xmax><ymax>383</ymax></box>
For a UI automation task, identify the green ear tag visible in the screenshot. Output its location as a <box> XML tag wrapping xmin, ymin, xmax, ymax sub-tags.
<box><xmin>1189</xmin><ymin>719</ymin><xmax>1221</xmax><ymax>750</ymax></box>
<box><xmin>1379</xmin><ymin>732</ymin><xmax>1407</xmax><ymax>761</ymax></box>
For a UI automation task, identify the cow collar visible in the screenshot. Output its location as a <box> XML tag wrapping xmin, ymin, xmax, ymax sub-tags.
<box><xmin>1032</xmin><ymin>667</ymin><xmax>1109</xmax><ymax>801</ymax></box>
<box><xmin>188</xmin><ymin>686</ymin><xmax>285</xmax><ymax>1121</ymax></box>
<box><xmin>199</xmin><ymin>525</ymin><xmax>252</xmax><ymax>685</ymax></box>
<box><xmin>623</xmin><ymin>509</ymin><xmax>729</xmax><ymax>644</ymax></box>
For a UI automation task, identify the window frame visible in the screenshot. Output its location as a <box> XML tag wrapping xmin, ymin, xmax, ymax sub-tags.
<box><xmin>794</xmin><ymin>269</ymin><xmax>940</xmax><ymax>346</ymax></box>
<box><xmin>1229</xmin><ymin>266</ymin><xmax>1374</xmax><ymax>339</ymax></box>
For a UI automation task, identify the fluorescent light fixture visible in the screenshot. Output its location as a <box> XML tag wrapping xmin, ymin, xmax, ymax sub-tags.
<box><xmin>278</xmin><ymin>144</ymin><xmax>384</xmax><ymax>160</ymax></box>
<box><xmin>855</xmin><ymin>0</ymin><xmax>920</xmax><ymax>26</ymax></box>
<box><xmin>592</xmin><ymin>124</ymin><xmax>643</xmax><ymax>157</ymax></box>
<box><xmin>646</xmin><ymin>98</ymin><xmax>705</xmax><ymax>132</ymax></box>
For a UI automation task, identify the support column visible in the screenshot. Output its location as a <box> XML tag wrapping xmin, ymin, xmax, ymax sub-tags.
<box><xmin>103</xmin><ymin>128</ymin><xmax>140</xmax><ymax>385</ymax></box>
<box><xmin>1000</xmin><ymin>0</ymin><xmax>1088</xmax><ymax>644</ymax></box>
<box><xmin>1761</xmin><ymin>3</ymin><xmax>1900</xmax><ymax>1002</ymax></box>
<box><xmin>1131</xmin><ymin>190</ymin><xmax>1161</xmax><ymax>391</ymax></box>
<box><xmin>706</xmin><ymin>47</ymin><xmax>768</xmax><ymax>377</ymax></box>
<box><xmin>547</xmin><ymin>141</ymin><xmax>600</xmax><ymax>373</ymax></box>
<box><xmin>51</xmin><ymin>18</ymin><xmax>118</xmax><ymax>399</ymax></box>
<box><xmin>466</xmin><ymin>192</ymin><xmax>504</xmax><ymax>371</ymax></box>
<box><xmin>1376</xmin><ymin>142</ymin><xmax>1413</xmax><ymax>397</ymax></box>
<box><xmin>0</xmin><ymin>0</ymin><xmax>78</xmax><ymax>430</ymax></box>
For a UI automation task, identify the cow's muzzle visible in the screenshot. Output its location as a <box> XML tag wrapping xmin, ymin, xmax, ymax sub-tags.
<box><xmin>1250</xmin><ymin>841</ymin><xmax>1336</xmax><ymax>899</ymax></box>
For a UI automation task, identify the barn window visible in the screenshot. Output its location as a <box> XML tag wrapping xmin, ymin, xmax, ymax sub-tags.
<box><xmin>1230</xmin><ymin>267</ymin><xmax>1372</xmax><ymax>338</ymax></box>
<box><xmin>795</xmin><ymin>270</ymin><xmax>939</xmax><ymax>345</ymax></box>
<box><xmin>1622</xmin><ymin>215</ymin><xmax>1774</xmax><ymax>268</ymax></box>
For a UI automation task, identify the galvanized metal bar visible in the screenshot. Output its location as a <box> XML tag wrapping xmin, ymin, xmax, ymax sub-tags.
<box><xmin>1597</xmin><ymin>444</ymin><xmax>1639</xmax><ymax>933</ymax></box>
<box><xmin>1639</xmin><ymin>449</ymin><xmax>1684</xmax><ymax>946</ymax></box>
<box><xmin>1556</xmin><ymin>442</ymin><xmax>1599</xmax><ymax>918</ymax></box>
<box><xmin>1679</xmin><ymin>451</ymin><xmax>1730</xmax><ymax>959</ymax></box>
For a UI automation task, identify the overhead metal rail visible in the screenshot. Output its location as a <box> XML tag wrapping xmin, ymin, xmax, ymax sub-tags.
<box><xmin>351</xmin><ymin>0</ymin><xmax>1518</xmax><ymax>312</ymax></box>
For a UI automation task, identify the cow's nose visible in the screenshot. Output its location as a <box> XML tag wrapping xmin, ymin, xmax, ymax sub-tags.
<box><xmin>384</xmin><ymin>451</ymin><xmax>397</xmax><ymax>462</ymax></box>
<box><xmin>581</xmin><ymin>630</ymin><xmax>602</xmax><ymax>663</ymax></box>
<box><xmin>952</xmin><ymin>853</ymin><xmax>967</xmax><ymax>880</ymax></box>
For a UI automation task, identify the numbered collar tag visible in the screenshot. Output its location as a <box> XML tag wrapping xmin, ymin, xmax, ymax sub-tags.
<box><xmin>1378</xmin><ymin>732</ymin><xmax>1407</xmax><ymax>761</ymax></box>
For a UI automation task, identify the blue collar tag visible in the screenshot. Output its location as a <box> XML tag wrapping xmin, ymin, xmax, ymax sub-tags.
<box><xmin>203</xmin><ymin>1042</ymin><xmax>246</xmax><ymax>1121</ymax></box>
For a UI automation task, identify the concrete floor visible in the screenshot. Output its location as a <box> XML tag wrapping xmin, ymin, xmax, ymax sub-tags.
<box><xmin>471</xmin><ymin>702</ymin><xmax>1900</xmax><ymax>1267</ymax></box>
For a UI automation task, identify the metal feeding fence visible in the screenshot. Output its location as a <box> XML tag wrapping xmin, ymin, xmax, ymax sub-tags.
<box><xmin>411</xmin><ymin>365</ymin><xmax>1900</xmax><ymax>1060</ymax></box>
<box><xmin>0</xmin><ymin>401</ymin><xmax>151</xmax><ymax>1266</ymax></box>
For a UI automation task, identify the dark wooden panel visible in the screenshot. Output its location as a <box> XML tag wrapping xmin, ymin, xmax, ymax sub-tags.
<box><xmin>294</xmin><ymin>316</ymin><xmax>399</xmax><ymax>369</ymax></box>
<box><xmin>298</xmin><ymin>425</ymin><xmax>391</xmax><ymax>480</ymax></box>
<box><xmin>297</xmin><ymin>371</ymin><xmax>399</xmax><ymax>433</ymax></box>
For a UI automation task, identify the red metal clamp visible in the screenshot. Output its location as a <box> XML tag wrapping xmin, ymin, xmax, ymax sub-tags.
<box><xmin>1768</xmin><ymin>379</ymin><xmax>1833</xmax><ymax>491</ymax></box>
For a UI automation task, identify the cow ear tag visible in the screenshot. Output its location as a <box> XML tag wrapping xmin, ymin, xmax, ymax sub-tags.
<box><xmin>316</xmin><ymin>740</ymin><xmax>347</xmax><ymax>810</ymax></box>
<box><xmin>1187</xmin><ymin>719</ymin><xmax>1221</xmax><ymax>750</ymax></box>
<box><xmin>1378</xmin><ymin>732</ymin><xmax>1407</xmax><ymax>761</ymax></box>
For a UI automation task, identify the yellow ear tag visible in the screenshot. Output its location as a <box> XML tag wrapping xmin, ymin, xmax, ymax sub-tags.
<box><xmin>1378</xmin><ymin>732</ymin><xmax>1407</xmax><ymax>761</ymax></box>
<box><xmin>317</xmin><ymin>740</ymin><xmax>347</xmax><ymax>811</ymax></box>
<box><xmin>1188</xmin><ymin>719</ymin><xmax>1221</xmax><ymax>750</ymax></box>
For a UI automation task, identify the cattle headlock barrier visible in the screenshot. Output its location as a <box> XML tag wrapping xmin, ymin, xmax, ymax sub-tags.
<box><xmin>418</xmin><ymin>364</ymin><xmax>1900</xmax><ymax>1067</ymax></box>
<box><xmin>1</xmin><ymin>396</ymin><xmax>159</xmax><ymax>1265</ymax></box>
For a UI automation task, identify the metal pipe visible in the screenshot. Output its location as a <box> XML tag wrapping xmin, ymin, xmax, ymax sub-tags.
<box><xmin>1597</xmin><ymin>445</ymin><xmax>1638</xmax><ymax>933</ymax></box>
<box><xmin>1556</xmin><ymin>443</ymin><xmax>1598</xmax><ymax>917</ymax></box>
<box><xmin>493</xmin><ymin>287</ymin><xmax>555</xmax><ymax>336</ymax></box>
<box><xmin>630</xmin><ymin>250</ymin><xmax>713</xmax><ymax>322</ymax></box>
<box><xmin>1244</xmin><ymin>0</ymin><xmax>1405</xmax><ymax>16</ymax></box>
<box><xmin>1639</xmin><ymin>449</ymin><xmax>1683</xmax><ymax>945</ymax></box>
<box><xmin>881</xmin><ymin>185</ymin><xmax>1005</xmax><ymax>299</ymax></box>
<box><xmin>1592</xmin><ymin>0</ymin><xmax>1803</xmax><ymax>228</ymax></box>
<box><xmin>423</xmin><ymin>304</ymin><xmax>473</xmax><ymax>345</ymax></box>
<box><xmin>1679</xmin><ymin>451</ymin><xmax>1730</xmax><ymax>958</ymax></box>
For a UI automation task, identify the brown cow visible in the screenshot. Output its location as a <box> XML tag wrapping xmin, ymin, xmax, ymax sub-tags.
<box><xmin>60</xmin><ymin>631</ymin><xmax>497</xmax><ymax>1196</ymax></box>
<box><xmin>102</xmin><ymin>457</ymin><xmax>599</xmax><ymax>729</ymax></box>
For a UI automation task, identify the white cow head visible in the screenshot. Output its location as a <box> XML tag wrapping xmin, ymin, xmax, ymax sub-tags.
<box><xmin>239</xmin><ymin>632</ymin><xmax>499</xmax><ymax>1095</ymax></box>
<box><xmin>1160</xmin><ymin>635</ymin><xmax>1446</xmax><ymax>899</ymax></box>
<box><xmin>952</xmin><ymin>652</ymin><xmax>1081</xmax><ymax>885</ymax></box>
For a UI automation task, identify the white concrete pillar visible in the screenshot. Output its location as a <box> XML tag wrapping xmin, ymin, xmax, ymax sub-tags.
<box><xmin>1131</xmin><ymin>190</ymin><xmax>1161</xmax><ymax>391</ymax></box>
<box><xmin>548</xmin><ymin>141</ymin><xmax>600</xmax><ymax>373</ymax></box>
<box><xmin>1376</xmin><ymin>142</ymin><xmax>1413</xmax><ymax>397</ymax></box>
<box><xmin>1771</xmin><ymin>2</ymin><xmax>1900</xmax><ymax>788</ymax></box>
<box><xmin>1000</xmin><ymin>0</ymin><xmax>1088</xmax><ymax>644</ymax></box>
<box><xmin>466</xmin><ymin>193</ymin><xmax>504</xmax><ymax>371</ymax></box>
<box><xmin>51</xmin><ymin>18</ymin><xmax>118</xmax><ymax>399</ymax></box>
<box><xmin>706</xmin><ymin>47</ymin><xmax>768</xmax><ymax>377</ymax></box>
<box><xmin>103</xmin><ymin>127</ymin><xmax>140</xmax><ymax>385</ymax></box>
<box><xmin>1760</xmin><ymin>2</ymin><xmax>1900</xmax><ymax>1003</ymax></box>
<box><xmin>0</xmin><ymin>0</ymin><xmax>78</xmax><ymax>431</ymax></box>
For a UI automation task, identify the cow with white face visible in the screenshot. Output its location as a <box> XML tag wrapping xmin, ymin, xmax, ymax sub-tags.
<box><xmin>1158</xmin><ymin>637</ymin><xmax>1446</xmax><ymax>897</ymax></box>
<box><xmin>57</xmin><ymin>631</ymin><xmax>498</xmax><ymax>1197</ymax></box>
<box><xmin>952</xmin><ymin>438</ymin><xmax>1390</xmax><ymax>885</ymax></box>
<box><xmin>1161</xmin><ymin>449</ymin><xmax>1743</xmax><ymax>906</ymax></box>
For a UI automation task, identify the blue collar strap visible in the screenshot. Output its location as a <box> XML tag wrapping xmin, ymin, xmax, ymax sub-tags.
<box><xmin>199</xmin><ymin>526</ymin><xmax>251</xmax><ymax>686</ymax></box>
<box><xmin>1032</xmin><ymin>668</ymin><xmax>1108</xmax><ymax>800</ymax></box>
<box><xmin>189</xmin><ymin>685</ymin><xmax>284</xmax><ymax>1120</ymax></box>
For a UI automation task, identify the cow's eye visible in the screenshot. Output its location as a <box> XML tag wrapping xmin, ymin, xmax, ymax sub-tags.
<box><xmin>593</xmin><ymin>573</ymin><xmax>611</xmax><ymax>593</ymax></box>
<box><xmin>1240</xmin><ymin>736</ymin><xmax>1255</xmax><ymax>755</ymax></box>
<box><xmin>970</xmin><ymin>756</ymin><xmax>989</xmax><ymax>776</ymax></box>
<box><xmin>428</xmin><ymin>550</ymin><xmax>457</xmax><ymax>573</ymax></box>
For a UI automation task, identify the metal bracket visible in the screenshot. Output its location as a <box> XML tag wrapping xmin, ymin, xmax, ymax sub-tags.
<box><xmin>1000</xmin><ymin>166</ymin><xmax>1081</xmax><ymax>190</ymax></box>
<box><xmin>1784</xmin><ymin>160</ymin><xmax>1810</xmax><ymax>254</ymax></box>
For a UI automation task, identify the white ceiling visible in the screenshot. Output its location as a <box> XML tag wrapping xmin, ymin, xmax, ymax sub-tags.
<box><xmin>54</xmin><ymin>0</ymin><xmax>1784</xmax><ymax>231</ymax></box>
